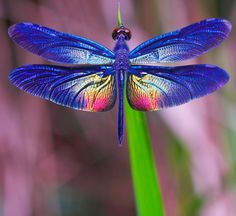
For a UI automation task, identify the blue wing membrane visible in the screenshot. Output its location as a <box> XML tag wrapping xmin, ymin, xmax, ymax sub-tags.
<box><xmin>9</xmin><ymin>65</ymin><xmax>116</xmax><ymax>111</ymax></box>
<box><xmin>127</xmin><ymin>65</ymin><xmax>229</xmax><ymax>111</ymax></box>
<box><xmin>8</xmin><ymin>23</ymin><xmax>115</xmax><ymax>65</ymax></box>
<box><xmin>130</xmin><ymin>18</ymin><xmax>231</xmax><ymax>64</ymax></box>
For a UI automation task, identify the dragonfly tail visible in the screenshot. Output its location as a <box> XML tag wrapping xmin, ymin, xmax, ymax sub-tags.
<box><xmin>117</xmin><ymin>70</ymin><xmax>125</xmax><ymax>145</ymax></box>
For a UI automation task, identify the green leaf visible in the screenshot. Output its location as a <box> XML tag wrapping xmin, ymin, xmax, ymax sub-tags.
<box><xmin>125</xmin><ymin>99</ymin><xmax>165</xmax><ymax>216</ymax></box>
<box><xmin>117</xmin><ymin>2</ymin><xmax>123</xmax><ymax>27</ymax></box>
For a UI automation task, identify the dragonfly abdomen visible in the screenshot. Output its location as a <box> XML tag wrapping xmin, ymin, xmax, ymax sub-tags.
<box><xmin>117</xmin><ymin>69</ymin><xmax>125</xmax><ymax>144</ymax></box>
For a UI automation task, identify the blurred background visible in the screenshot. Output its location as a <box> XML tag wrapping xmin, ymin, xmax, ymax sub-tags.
<box><xmin>0</xmin><ymin>0</ymin><xmax>236</xmax><ymax>215</ymax></box>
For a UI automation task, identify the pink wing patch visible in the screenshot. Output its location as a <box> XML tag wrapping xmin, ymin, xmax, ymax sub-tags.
<box><xmin>127</xmin><ymin>74</ymin><xmax>161</xmax><ymax>111</ymax></box>
<box><xmin>72</xmin><ymin>74</ymin><xmax>116</xmax><ymax>112</ymax></box>
<box><xmin>90</xmin><ymin>75</ymin><xmax>116</xmax><ymax>111</ymax></box>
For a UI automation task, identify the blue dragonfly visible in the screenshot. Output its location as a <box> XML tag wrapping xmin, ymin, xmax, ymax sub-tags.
<box><xmin>8</xmin><ymin>8</ymin><xmax>231</xmax><ymax>144</ymax></box>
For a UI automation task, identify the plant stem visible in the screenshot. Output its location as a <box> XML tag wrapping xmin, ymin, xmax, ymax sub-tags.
<box><xmin>125</xmin><ymin>99</ymin><xmax>165</xmax><ymax>216</ymax></box>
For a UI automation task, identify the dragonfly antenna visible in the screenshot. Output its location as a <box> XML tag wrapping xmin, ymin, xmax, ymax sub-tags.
<box><xmin>118</xmin><ymin>2</ymin><xmax>123</xmax><ymax>27</ymax></box>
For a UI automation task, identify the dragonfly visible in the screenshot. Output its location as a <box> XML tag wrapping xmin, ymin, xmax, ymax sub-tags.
<box><xmin>8</xmin><ymin>7</ymin><xmax>231</xmax><ymax>144</ymax></box>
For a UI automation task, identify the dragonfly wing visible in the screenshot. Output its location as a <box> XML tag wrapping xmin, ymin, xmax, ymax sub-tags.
<box><xmin>130</xmin><ymin>18</ymin><xmax>231</xmax><ymax>64</ymax></box>
<box><xmin>9</xmin><ymin>65</ymin><xmax>116</xmax><ymax>111</ymax></box>
<box><xmin>8</xmin><ymin>23</ymin><xmax>115</xmax><ymax>65</ymax></box>
<box><xmin>127</xmin><ymin>65</ymin><xmax>229</xmax><ymax>111</ymax></box>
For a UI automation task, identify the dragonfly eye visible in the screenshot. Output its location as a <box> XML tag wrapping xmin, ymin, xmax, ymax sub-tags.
<box><xmin>112</xmin><ymin>27</ymin><xmax>132</xmax><ymax>40</ymax></box>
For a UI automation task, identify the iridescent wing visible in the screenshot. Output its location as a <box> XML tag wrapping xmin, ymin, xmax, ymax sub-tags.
<box><xmin>9</xmin><ymin>65</ymin><xmax>116</xmax><ymax>111</ymax></box>
<box><xmin>127</xmin><ymin>65</ymin><xmax>229</xmax><ymax>111</ymax></box>
<box><xmin>8</xmin><ymin>23</ymin><xmax>115</xmax><ymax>65</ymax></box>
<box><xmin>129</xmin><ymin>18</ymin><xmax>231</xmax><ymax>64</ymax></box>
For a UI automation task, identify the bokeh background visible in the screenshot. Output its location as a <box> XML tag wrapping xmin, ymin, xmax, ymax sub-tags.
<box><xmin>0</xmin><ymin>0</ymin><xmax>236</xmax><ymax>215</ymax></box>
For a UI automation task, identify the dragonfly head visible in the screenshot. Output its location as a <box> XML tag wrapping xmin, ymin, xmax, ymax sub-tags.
<box><xmin>112</xmin><ymin>27</ymin><xmax>132</xmax><ymax>41</ymax></box>
<box><xmin>112</xmin><ymin>3</ymin><xmax>132</xmax><ymax>41</ymax></box>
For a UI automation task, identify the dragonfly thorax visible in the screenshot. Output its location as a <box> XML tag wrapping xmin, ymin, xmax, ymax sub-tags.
<box><xmin>113</xmin><ymin>49</ymin><xmax>130</xmax><ymax>71</ymax></box>
<box><xmin>113</xmin><ymin>36</ymin><xmax>130</xmax><ymax>71</ymax></box>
